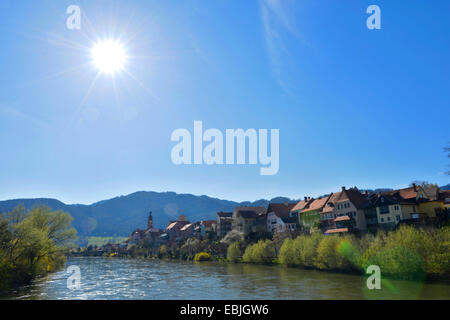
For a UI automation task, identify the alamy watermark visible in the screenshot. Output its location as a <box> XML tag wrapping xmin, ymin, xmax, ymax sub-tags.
<box><xmin>366</xmin><ymin>265</ymin><xmax>381</xmax><ymax>290</ymax></box>
<box><xmin>66</xmin><ymin>265</ymin><xmax>81</xmax><ymax>290</ymax></box>
<box><xmin>171</xmin><ymin>121</ymin><xmax>279</xmax><ymax>175</ymax></box>
<box><xmin>366</xmin><ymin>5</ymin><xmax>381</xmax><ymax>30</ymax></box>
<box><xmin>66</xmin><ymin>5</ymin><xmax>81</xmax><ymax>30</ymax></box>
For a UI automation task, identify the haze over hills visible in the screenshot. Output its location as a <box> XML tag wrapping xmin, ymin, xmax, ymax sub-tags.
<box><xmin>0</xmin><ymin>191</ymin><xmax>293</xmax><ymax>237</ymax></box>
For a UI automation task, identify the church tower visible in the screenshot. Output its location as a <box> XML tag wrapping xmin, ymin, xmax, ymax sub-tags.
<box><xmin>147</xmin><ymin>211</ymin><xmax>153</xmax><ymax>230</ymax></box>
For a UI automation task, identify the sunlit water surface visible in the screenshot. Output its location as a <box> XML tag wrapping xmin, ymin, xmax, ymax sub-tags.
<box><xmin>3</xmin><ymin>257</ymin><xmax>450</xmax><ymax>300</ymax></box>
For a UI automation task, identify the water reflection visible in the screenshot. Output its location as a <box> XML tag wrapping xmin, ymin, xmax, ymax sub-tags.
<box><xmin>2</xmin><ymin>257</ymin><xmax>449</xmax><ymax>300</ymax></box>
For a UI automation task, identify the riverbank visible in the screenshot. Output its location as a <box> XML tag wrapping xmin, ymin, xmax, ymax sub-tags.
<box><xmin>73</xmin><ymin>225</ymin><xmax>450</xmax><ymax>283</ymax></box>
<box><xmin>0</xmin><ymin>206</ymin><xmax>77</xmax><ymax>294</ymax></box>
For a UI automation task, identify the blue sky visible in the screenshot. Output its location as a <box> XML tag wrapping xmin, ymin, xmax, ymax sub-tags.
<box><xmin>0</xmin><ymin>0</ymin><xmax>449</xmax><ymax>204</ymax></box>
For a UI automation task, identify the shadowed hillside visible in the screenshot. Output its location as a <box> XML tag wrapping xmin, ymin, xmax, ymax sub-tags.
<box><xmin>0</xmin><ymin>192</ymin><xmax>293</xmax><ymax>237</ymax></box>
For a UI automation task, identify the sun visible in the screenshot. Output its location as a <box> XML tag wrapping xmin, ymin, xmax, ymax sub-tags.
<box><xmin>91</xmin><ymin>39</ymin><xmax>127</xmax><ymax>75</ymax></box>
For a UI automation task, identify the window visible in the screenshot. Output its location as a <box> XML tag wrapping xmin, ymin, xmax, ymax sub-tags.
<box><xmin>381</xmin><ymin>218</ymin><xmax>384</xmax><ymax>222</ymax></box>
<box><xmin>394</xmin><ymin>205</ymin><xmax>399</xmax><ymax>211</ymax></box>
<box><xmin>379</xmin><ymin>206</ymin><xmax>389</xmax><ymax>214</ymax></box>
<box><xmin>396</xmin><ymin>215</ymin><xmax>400</xmax><ymax>222</ymax></box>
<box><xmin>387</xmin><ymin>217</ymin><xmax>391</xmax><ymax>221</ymax></box>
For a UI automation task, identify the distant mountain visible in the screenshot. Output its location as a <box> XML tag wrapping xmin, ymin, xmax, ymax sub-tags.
<box><xmin>440</xmin><ymin>184</ymin><xmax>450</xmax><ymax>190</ymax></box>
<box><xmin>0</xmin><ymin>192</ymin><xmax>296</xmax><ymax>237</ymax></box>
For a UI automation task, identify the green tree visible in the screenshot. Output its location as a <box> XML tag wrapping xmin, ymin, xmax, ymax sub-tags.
<box><xmin>315</xmin><ymin>235</ymin><xmax>340</xmax><ymax>270</ymax></box>
<box><xmin>279</xmin><ymin>238</ymin><xmax>295</xmax><ymax>266</ymax></box>
<box><xmin>227</xmin><ymin>242</ymin><xmax>242</xmax><ymax>263</ymax></box>
<box><xmin>0</xmin><ymin>205</ymin><xmax>76</xmax><ymax>292</ymax></box>
<box><xmin>242</xmin><ymin>240</ymin><xmax>276</xmax><ymax>264</ymax></box>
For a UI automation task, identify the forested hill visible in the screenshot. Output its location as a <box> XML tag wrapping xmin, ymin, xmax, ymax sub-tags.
<box><xmin>0</xmin><ymin>192</ymin><xmax>293</xmax><ymax>237</ymax></box>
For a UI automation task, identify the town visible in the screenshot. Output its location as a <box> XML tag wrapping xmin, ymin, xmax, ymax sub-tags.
<box><xmin>89</xmin><ymin>183</ymin><xmax>449</xmax><ymax>257</ymax></box>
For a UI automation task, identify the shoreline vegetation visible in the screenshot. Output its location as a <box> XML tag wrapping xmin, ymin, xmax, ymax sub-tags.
<box><xmin>74</xmin><ymin>224</ymin><xmax>450</xmax><ymax>283</ymax></box>
<box><xmin>1</xmin><ymin>204</ymin><xmax>449</xmax><ymax>296</ymax></box>
<box><xmin>0</xmin><ymin>205</ymin><xmax>77</xmax><ymax>294</ymax></box>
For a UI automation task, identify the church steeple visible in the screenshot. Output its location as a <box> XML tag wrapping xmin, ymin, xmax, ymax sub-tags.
<box><xmin>147</xmin><ymin>211</ymin><xmax>153</xmax><ymax>230</ymax></box>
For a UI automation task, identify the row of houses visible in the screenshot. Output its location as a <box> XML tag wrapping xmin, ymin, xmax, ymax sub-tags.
<box><xmin>128</xmin><ymin>212</ymin><xmax>218</xmax><ymax>246</ymax></box>
<box><xmin>126</xmin><ymin>184</ymin><xmax>450</xmax><ymax>247</ymax></box>
<box><xmin>218</xmin><ymin>184</ymin><xmax>450</xmax><ymax>237</ymax></box>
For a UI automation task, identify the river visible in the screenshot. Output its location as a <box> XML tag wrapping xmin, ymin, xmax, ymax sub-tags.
<box><xmin>3</xmin><ymin>257</ymin><xmax>450</xmax><ymax>300</ymax></box>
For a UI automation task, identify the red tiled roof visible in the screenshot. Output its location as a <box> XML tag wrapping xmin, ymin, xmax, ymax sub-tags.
<box><xmin>180</xmin><ymin>223</ymin><xmax>193</xmax><ymax>231</ymax></box>
<box><xmin>166</xmin><ymin>220</ymin><xmax>190</xmax><ymax>231</ymax></box>
<box><xmin>166</xmin><ymin>222</ymin><xmax>177</xmax><ymax>230</ymax></box>
<box><xmin>344</xmin><ymin>188</ymin><xmax>369</xmax><ymax>209</ymax></box>
<box><xmin>302</xmin><ymin>195</ymin><xmax>332</xmax><ymax>213</ymax></box>
<box><xmin>322</xmin><ymin>187</ymin><xmax>368</xmax><ymax>213</ymax></box>
<box><xmin>267</xmin><ymin>203</ymin><xmax>296</xmax><ymax>218</ymax></box>
<box><xmin>325</xmin><ymin>228</ymin><xmax>349</xmax><ymax>234</ymax></box>
<box><xmin>385</xmin><ymin>186</ymin><xmax>418</xmax><ymax>200</ymax></box>
<box><xmin>291</xmin><ymin>199</ymin><xmax>313</xmax><ymax>212</ymax></box>
<box><xmin>334</xmin><ymin>215</ymin><xmax>350</xmax><ymax>222</ymax></box>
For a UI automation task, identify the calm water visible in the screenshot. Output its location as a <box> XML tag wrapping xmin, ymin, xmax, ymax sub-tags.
<box><xmin>3</xmin><ymin>257</ymin><xmax>450</xmax><ymax>300</ymax></box>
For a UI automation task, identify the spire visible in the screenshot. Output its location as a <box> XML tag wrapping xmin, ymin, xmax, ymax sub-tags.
<box><xmin>147</xmin><ymin>211</ymin><xmax>153</xmax><ymax>230</ymax></box>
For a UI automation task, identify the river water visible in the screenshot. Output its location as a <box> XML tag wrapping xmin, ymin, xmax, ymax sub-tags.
<box><xmin>4</xmin><ymin>257</ymin><xmax>450</xmax><ymax>300</ymax></box>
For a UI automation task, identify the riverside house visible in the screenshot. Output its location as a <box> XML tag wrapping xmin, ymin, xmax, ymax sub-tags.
<box><xmin>364</xmin><ymin>192</ymin><xmax>414</xmax><ymax>229</ymax></box>
<box><xmin>364</xmin><ymin>184</ymin><xmax>448</xmax><ymax>230</ymax></box>
<box><xmin>290</xmin><ymin>197</ymin><xmax>313</xmax><ymax>219</ymax></box>
<box><xmin>180</xmin><ymin>223</ymin><xmax>195</xmax><ymax>239</ymax></box>
<box><xmin>266</xmin><ymin>203</ymin><xmax>297</xmax><ymax>234</ymax></box>
<box><xmin>216</xmin><ymin>211</ymin><xmax>233</xmax><ymax>237</ymax></box>
<box><xmin>294</xmin><ymin>195</ymin><xmax>332</xmax><ymax>232</ymax></box>
<box><xmin>321</xmin><ymin>187</ymin><xmax>369</xmax><ymax>233</ymax></box>
<box><xmin>232</xmin><ymin>206</ymin><xmax>267</xmax><ymax>236</ymax></box>
<box><xmin>165</xmin><ymin>214</ymin><xmax>191</xmax><ymax>241</ymax></box>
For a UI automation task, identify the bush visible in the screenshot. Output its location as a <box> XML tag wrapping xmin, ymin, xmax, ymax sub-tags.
<box><xmin>242</xmin><ymin>240</ymin><xmax>276</xmax><ymax>264</ymax></box>
<box><xmin>194</xmin><ymin>252</ymin><xmax>212</xmax><ymax>262</ymax></box>
<box><xmin>425</xmin><ymin>227</ymin><xmax>450</xmax><ymax>278</ymax></box>
<box><xmin>315</xmin><ymin>235</ymin><xmax>340</xmax><ymax>270</ymax></box>
<box><xmin>279</xmin><ymin>238</ymin><xmax>295</xmax><ymax>266</ymax></box>
<box><xmin>227</xmin><ymin>242</ymin><xmax>242</xmax><ymax>263</ymax></box>
<box><xmin>370</xmin><ymin>246</ymin><xmax>425</xmax><ymax>280</ymax></box>
<box><xmin>294</xmin><ymin>233</ymin><xmax>323</xmax><ymax>268</ymax></box>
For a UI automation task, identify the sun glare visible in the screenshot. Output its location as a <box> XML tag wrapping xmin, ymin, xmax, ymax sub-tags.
<box><xmin>91</xmin><ymin>40</ymin><xmax>127</xmax><ymax>75</ymax></box>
